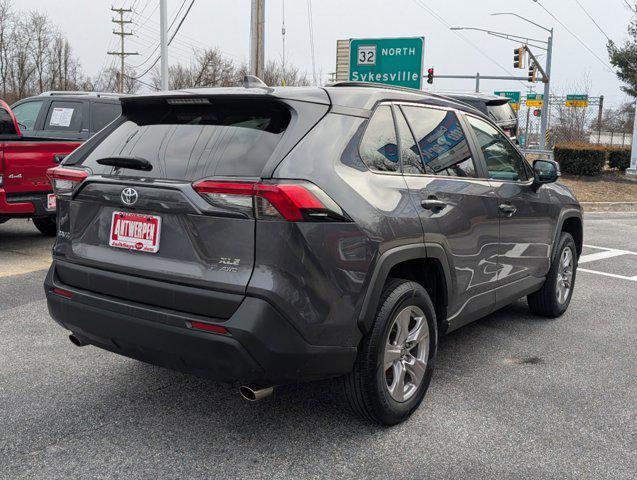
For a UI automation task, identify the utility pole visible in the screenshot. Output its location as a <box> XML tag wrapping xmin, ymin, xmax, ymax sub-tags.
<box><xmin>597</xmin><ymin>95</ymin><xmax>604</xmax><ymax>144</ymax></box>
<box><xmin>250</xmin><ymin>0</ymin><xmax>265</xmax><ymax>78</ymax></box>
<box><xmin>159</xmin><ymin>0</ymin><xmax>168</xmax><ymax>90</ymax></box>
<box><xmin>539</xmin><ymin>29</ymin><xmax>553</xmax><ymax>149</ymax></box>
<box><xmin>107</xmin><ymin>6</ymin><xmax>138</xmax><ymax>93</ymax></box>
<box><xmin>628</xmin><ymin>99</ymin><xmax>637</xmax><ymax>176</ymax></box>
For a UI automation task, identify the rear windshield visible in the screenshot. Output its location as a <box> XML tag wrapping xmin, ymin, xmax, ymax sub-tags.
<box><xmin>486</xmin><ymin>102</ymin><xmax>516</xmax><ymax>124</ymax></box>
<box><xmin>77</xmin><ymin>99</ymin><xmax>291</xmax><ymax>179</ymax></box>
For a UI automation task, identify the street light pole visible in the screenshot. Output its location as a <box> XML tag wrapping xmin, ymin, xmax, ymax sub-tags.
<box><xmin>490</xmin><ymin>12</ymin><xmax>552</xmax><ymax>149</ymax></box>
<box><xmin>539</xmin><ymin>29</ymin><xmax>553</xmax><ymax>149</ymax></box>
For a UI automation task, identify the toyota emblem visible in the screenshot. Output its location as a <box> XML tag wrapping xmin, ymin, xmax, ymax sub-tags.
<box><xmin>121</xmin><ymin>187</ymin><xmax>138</xmax><ymax>206</ymax></box>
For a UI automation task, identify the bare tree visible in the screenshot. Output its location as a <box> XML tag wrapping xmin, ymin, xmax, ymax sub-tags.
<box><xmin>150</xmin><ymin>49</ymin><xmax>310</xmax><ymax>90</ymax></box>
<box><xmin>0</xmin><ymin>2</ymin><xmax>93</xmax><ymax>102</ymax></box>
<box><xmin>549</xmin><ymin>79</ymin><xmax>594</xmax><ymax>144</ymax></box>
<box><xmin>0</xmin><ymin>0</ymin><xmax>12</xmax><ymax>98</ymax></box>
<box><xmin>30</xmin><ymin>10</ymin><xmax>50</xmax><ymax>93</ymax></box>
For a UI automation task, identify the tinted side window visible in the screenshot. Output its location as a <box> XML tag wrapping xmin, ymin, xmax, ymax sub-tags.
<box><xmin>43</xmin><ymin>101</ymin><xmax>84</xmax><ymax>132</ymax></box>
<box><xmin>467</xmin><ymin>116</ymin><xmax>528</xmax><ymax>181</ymax></box>
<box><xmin>0</xmin><ymin>108</ymin><xmax>17</xmax><ymax>135</ymax></box>
<box><xmin>359</xmin><ymin>105</ymin><xmax>399</xmax><ymax>172</ymax></box>
<box><xmin>402</xmin><ymin>106</ymin><xmax>476</xmax><ymax>177</ymax></box>
<box><xmin>11</xmin><ymin>100</ymin><xmax>44</xmax><ymax>132</ymax></box>
<box><xmin>92</xmin><ymin>102</ymin><xmax>121</xmax><ymax>132</ymax></box>
<box><xmin>395</xmin><ymin>107</ymin><xmax>425</xmax><ymax>174</ymax></box>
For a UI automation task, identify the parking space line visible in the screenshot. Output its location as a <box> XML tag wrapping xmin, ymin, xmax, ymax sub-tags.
<box><xmin>578</xmin><ymin>268</ymin><xmax>637</xmax><ymax>282</ymax></box>
<box><xmin>578</xmin><ymin>250</ymin><xmax>628</xmax><ymax>264</ymax></box>
<box><xmin>583</xmin><ymin>244</ymin><xmax>637</xmax><ymax>255</ymax></box>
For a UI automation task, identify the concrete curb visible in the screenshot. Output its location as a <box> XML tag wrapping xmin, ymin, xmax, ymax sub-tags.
<box><xmin>580</xmin><ymin>201</ymin><xmax>637</xmax><ymax>212</ymax></box>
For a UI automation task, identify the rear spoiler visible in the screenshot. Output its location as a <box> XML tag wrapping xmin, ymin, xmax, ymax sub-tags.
<box><xmin>487</xmin><ymin>97</ymin><xmax>512</xmax><ymax>106</ymax></box>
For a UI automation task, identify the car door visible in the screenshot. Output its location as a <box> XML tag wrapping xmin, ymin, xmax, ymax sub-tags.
<box><xmin>10</xmin><ymin>99</ymin><xmax>46</xmax><ymax>137</ymax></box>
<box><xmin>464</xmin><ymin>114</ymin><xmax>557</xmax><ymax>300</ymax></box>
<box><xmin>38</xmin><ymin>99</ymin><xmax>89</xmax><ymax>140</ymax></box>
<box><xmin>396</xmin><ymin>103</ymin><xmax>501</xmax><ymax>329</ymax></box>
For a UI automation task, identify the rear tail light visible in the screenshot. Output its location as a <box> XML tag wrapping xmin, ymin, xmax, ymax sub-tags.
<box><xmin>47</xmin><ymin>167</ymin><xmax>88</xmax><ymax>196</ymax></box>
<box><xmin>192</xmin><ymin>180</ymin><xmax>350</xmax><ymax>222</ymax></box>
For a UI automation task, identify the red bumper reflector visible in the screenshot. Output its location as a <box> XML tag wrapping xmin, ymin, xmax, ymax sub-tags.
<box><xmin>190</xmin><ymin>321</ymin><xmax>229</xmax><ymax>335</ymax></box>
<box><xmin>51</xmin><ymin>288</ymin><xmax>73</xmax><ymax>299</ymax></box>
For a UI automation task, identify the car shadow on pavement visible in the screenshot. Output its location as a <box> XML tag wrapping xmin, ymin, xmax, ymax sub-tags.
<box><xmin>89</xmin><ymin>298</ymin><xmax>555</xmax><ymax>439</ymax></box>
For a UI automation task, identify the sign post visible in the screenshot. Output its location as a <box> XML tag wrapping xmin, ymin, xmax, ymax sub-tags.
<box><xmin>349</xmin><ymin>37</ymin><xmax>424</xmax><ymax>89</ymax></box>
<box><xmin>494</xmin><ymin>91</ymin><xmax>521</xmax><ymax>111</ymax></box>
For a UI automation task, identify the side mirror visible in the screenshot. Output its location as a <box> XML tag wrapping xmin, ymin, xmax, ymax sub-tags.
<box><xmin>532</xmin><ymin>159</ymin><xmax>560</xmax><ymax>190</ymax></box>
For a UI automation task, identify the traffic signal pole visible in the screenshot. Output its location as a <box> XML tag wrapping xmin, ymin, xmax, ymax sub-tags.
<box><xmin>539</xmin><ymin>29</ymin><xmax>553</xmax><ymax>149</ymax></box>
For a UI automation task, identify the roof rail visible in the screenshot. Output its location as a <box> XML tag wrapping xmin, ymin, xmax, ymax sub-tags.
<box><xmin>327</xmin><ymin>81</ymin><xmax>429</xmax><ymax>95</ymax></box>
<box><xmin>38</xmin><ymin>91</ymin><xmax>127</xmax><ymax>98</ymax></box>
<box><xmin>327</xmin><ymin>81</ymin><xmax>480</xmax><ymax>106</ymax></box>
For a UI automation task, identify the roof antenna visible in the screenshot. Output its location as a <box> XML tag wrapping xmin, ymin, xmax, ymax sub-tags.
<box><xmin>243</xmin><ymin>75</ymin><xmax>274</xmax><ymax>92</ymax></box>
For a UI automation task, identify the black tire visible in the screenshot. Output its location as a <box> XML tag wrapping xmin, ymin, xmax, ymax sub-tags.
<box><xmin>343</xmin><ymin>278</ymin><xmax>438</xmax><ymax>425</ymax></box>
<box><xmin>527</xmin><ymin>232</ymin><xmax>578</xmax><ymax>317</ymax></box>
<box><xmin>33</xmin><ymin>216</ymin><xmax>57</xmax><ymax>236</ymax></box>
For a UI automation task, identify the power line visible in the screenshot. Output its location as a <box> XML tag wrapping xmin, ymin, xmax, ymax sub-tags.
<box><xmin>623</xmin><ymin>0</ymin><xmax>637</xmax><ymax>13</ymax></box>
<box><xmin>131</xmin><ymin>0</ymin><xmax>197</xmax><ymax>80</ymax></box>
<box><xmin>532</xmin><ymin>0</ymin><xmax>613</xmax><ymax>71</ymax></box>
<box><xmin>573</xmin><ymin>0</ymin><xmax>611</xmax><ymax>41</ymax></box>
<box><xmin>128</xmin><ymin>0</ymin><xmax>189</xmax><ymax>71</ymax></box>
<box><xmin>410</xmin><ymin>0</ymin><xmax>527</xmax><ymax>87</ymax></box>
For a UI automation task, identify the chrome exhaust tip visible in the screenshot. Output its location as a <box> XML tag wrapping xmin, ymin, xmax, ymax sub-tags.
<box><xmin>239</xmin><ymin>385</ymin><xmax>274</xmax><ymax>401</ymax></box>
<box><xmin>69</xmin><ymin>334</ymin><xmax>88</xmax><ymax>347</ymax></box>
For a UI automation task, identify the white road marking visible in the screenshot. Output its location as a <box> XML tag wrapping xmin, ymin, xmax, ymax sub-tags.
<box><xmin>578</xmin><ymin>250</ymin><xmax>628</xmax><ymax>264</ymax></box>
<box><xmin>578</xmin><ymin>268</ymin><xmax>637</xmax><ymax>282</ymax></box>
<box><xmin>576</xmin><ymin>245</ymin><xmax>637</xmax><ymax>281</ymax></box>
<box><xmin>583</xmin><ymin>244</ymin><xmax>637</xmax><ymax>255</ymax></box>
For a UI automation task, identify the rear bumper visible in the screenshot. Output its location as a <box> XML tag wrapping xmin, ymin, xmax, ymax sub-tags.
<box><xmin>44</xmin><ymin>261</ymin><xmax>357</xmax><ymax>383</ymax></box>
<box><xmin>0</xmin><ymin>188</ymin><xmax>53</xmax><ymax>218</ymax></box>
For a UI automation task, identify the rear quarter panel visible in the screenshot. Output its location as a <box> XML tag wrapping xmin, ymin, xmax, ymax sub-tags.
<box><xmin>254</xmin><ymin>112</ymin><xmax>423</xmax><ymax>347</ymax></box>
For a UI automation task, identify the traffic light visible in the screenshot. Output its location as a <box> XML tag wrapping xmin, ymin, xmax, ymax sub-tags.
<box><xmin>427</xmin><ymin>67</ymin><xmax>434</xmax><ymax>84</ymax></box>
<box><xmin>528</xmin><ymin>61</ymin><xmax>537</xmax><ymax>82</ymax></box>
<box><xmin>533</xmin><ymin>109</ymin><xmax>542</xmax><ymax>117</ymax></box>
<box><xmin>513</xmin><ymin>46</ymin><xmax>525</xmax><ymax>69</ymax></box>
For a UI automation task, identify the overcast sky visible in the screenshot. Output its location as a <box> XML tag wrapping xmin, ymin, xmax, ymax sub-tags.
<box><xmin>18</xmin><ymin>0</ymin><xmax>635</xmax><ymax>106</ymax></box>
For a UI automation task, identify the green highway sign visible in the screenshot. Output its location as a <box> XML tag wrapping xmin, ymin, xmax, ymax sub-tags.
<box><xmin>494</xmin><ymin>91</ymin><xmax>521</xmax><ymax>111</ymax></box>
<box><xmin>566</xmin><ymin>94</ymin><xmax>588</xmax><ymax>107</ymax></box>
<box><xmin>349</xmin><ymin>37</ymin><xmax>424</xmax><ymax>89</ymax></box>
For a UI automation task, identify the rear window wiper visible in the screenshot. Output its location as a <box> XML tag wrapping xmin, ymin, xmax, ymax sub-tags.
<box><xmin>96</xmin><ymin>156</ymin><xmax>153</xmax><ymax>171</ymax></box>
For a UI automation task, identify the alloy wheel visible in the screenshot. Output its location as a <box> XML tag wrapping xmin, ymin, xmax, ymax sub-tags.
<box><xmin>382</xmin><ymin>305</ymin><xmax>429</xmax><ymax>403</ymax></box>
<box><xmin>556</xmin><ymin>246</ymin><xmax>574</xmax><ymax>304</ymax></box>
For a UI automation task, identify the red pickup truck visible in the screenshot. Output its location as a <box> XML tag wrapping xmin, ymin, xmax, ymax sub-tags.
<box><xmin>0</xmin><ymin>93</ymin><xmax>121</xmax><ymax>235</ymax></box>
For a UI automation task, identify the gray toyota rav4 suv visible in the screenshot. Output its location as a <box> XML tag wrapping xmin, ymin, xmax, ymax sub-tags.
<box><xmin>45</xmin><ymin>82</ymin><xmax>582</xmax><ymax>425</ymax></box>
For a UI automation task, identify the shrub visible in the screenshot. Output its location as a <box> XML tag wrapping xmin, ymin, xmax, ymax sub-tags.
<box><xmin>607</xmin><ymin>148</ymin><xmax>631</xmax><ymax>171</ymax></box>
<box><xmin>553</xmin><ymin>144</ymin><xmax>606</xmax><ymax>176</ymax></box>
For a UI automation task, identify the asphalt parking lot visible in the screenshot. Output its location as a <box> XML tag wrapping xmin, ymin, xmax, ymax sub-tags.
<box><xmin>1</xmin><ymin>213</ymin><xmax>635</xmax><ymax>480</ymax></box>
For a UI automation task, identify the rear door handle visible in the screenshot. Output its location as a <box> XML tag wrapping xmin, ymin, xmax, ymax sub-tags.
<box><xmin>421</xmin><ymin>199</ymin><xmax>446</xmax><ymax>211</ymax></box>
<box><xmin>499</xmin><ymin>203</ymin><xmax>517</xmax><ymax>216</ymax></box>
